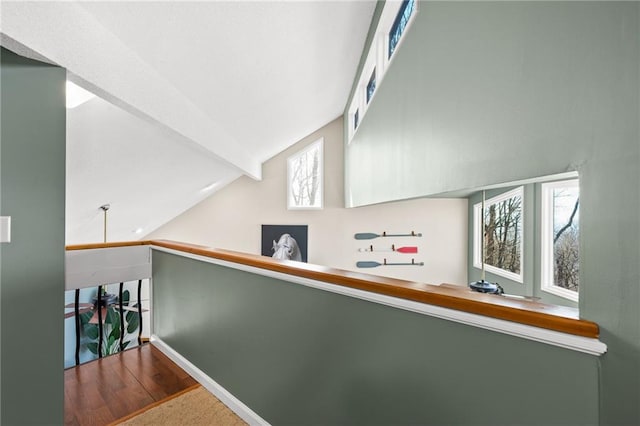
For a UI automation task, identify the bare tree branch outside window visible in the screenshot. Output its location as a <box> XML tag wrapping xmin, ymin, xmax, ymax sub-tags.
<box><xmin>483</xmin><ymin>193</ymin><xmax>522</xmax><ymax>274</ymax></box>
<box><xmin>552</xmin><ymin>188</ymin><xmax>579</xmax><ymax>292</ymax></box>
<box><xmin>288</xmin><ymin>141</ymin><xmax>322</xmax><ymax>208</ymax></box>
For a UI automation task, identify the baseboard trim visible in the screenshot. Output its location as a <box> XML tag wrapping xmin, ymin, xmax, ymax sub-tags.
<box><xmin>150</xmin><ymin>335</ymin><xmax>270</xmax><ymax>426</ymax></box>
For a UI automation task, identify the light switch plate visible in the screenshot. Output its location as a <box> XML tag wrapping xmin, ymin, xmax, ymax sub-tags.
<box><xmin>0</xmin><ymin>216</ymin><xmax>11</xmax><ymax>243</ymax></box>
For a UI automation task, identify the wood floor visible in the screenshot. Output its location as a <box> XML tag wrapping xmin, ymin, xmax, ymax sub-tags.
<box><xmin>64</xmin><ymin>343</ymin><xmax>198</xmax><ymax>426</ymax></box>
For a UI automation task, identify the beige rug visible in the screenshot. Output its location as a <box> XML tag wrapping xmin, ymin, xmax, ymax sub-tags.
<box><xmin>114</xmin><ymin>384</ymin><xmax>247</xmax><ymax>426</ymax></box>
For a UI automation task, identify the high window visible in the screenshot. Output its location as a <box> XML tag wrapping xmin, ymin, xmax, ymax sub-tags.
<box><xmin>541</xmin><ymin>179</ymin><xmax>579</xmax><ymax>301</ymax></box>
<box><xmin>388</xmin><ymin>0</ymin><xmax>416</xmax><ymax>59</ymax></box>
<box><xmin>366</xmin><ymin>69</ymin><xmax>376</xmax><ymax>104</ymax></box>
<box><xmin>473</xmin><ymin>187</ymin><xmax>524</xmax><ymax>283</ymax></box>
<box><xmin>346</xmin><ymin>0</ymin><xmax>418</xmax><ymax>142</ymax></box>
<box><xmin>287</xmin><ymin>139</ymin><xmax>323</xmax><ymax>210</ymax></box>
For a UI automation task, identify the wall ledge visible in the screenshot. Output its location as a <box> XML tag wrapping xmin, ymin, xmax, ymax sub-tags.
<box><xmin>66</xmin><ymin>240</ymin><xmax>606</xmax><ymax>355</ymax></box>
<box><xmin>150</xmin><ymin>241</ymin><xmax>607</xmax><ymax>356</ymax></box>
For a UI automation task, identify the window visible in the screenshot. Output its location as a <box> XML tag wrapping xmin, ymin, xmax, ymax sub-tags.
<box><xmin>346</xmin><ymin>0</ymin><xmax>418</xmax><ymax>143</ymax></box>
<box><xmin>541</xmin><ymin>180</ymin><xmax>579</xmax><ymax>301</ymax></box>
<box><xmin>366</xmin><ymin>69</ymin><xmax>376</xmax><ymax>104</ymax></box>
<box><xmin>388</xmin><ymin>0</ymin><xmax>416</xmax><ymax>59</ymax></box>
<box><xmin>287</xmin><ymin>139</ymin><xmax>323</xmax><ymax>210</ymax></box>
<box><xmin>473</xmin><ymin>187</ymin><xmax>524</xmax><ymax>283</ymax></box>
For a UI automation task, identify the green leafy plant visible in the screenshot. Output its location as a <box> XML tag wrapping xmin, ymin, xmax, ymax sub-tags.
<box><xmin>79</xmin><ymin>289</ymin><xmax>141</xmax><ymax>356</ymax></box>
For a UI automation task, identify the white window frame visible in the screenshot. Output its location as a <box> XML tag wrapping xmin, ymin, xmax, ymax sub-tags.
<box><xmin>540</xmin><ymin>179</ymin><xmax>579</xmax><ymax>302</ymax></box>
<box><xmin>287</xmin><ymin>138</ymin><xmax>324</xmax><ymax>210</ymax></box>
<box><xmin>473</xmin><ymin>187</ymin><xmax>524</xmax><ymax>283</ymax></box>
<box><xmin>366</xmin><ymin>67</ymin><xmax>377</xmax><ymax>105</ymax></box>
<box><xmin>347</xmin><ymin>0</ymin><xmax>419</xmax><ymax>143</ymax></box>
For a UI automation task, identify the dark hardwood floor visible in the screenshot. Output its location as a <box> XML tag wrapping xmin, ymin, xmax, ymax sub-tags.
<box><xmin>64</xmin><ymin>343</ymin><xmax>198</xmax><ymax>426</ymax></box>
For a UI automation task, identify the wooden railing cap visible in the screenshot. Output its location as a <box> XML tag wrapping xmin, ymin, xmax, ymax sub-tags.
<box><xmin>66</xmin><ymin>239</ymin><xmax>599</xmax><ymax>339</ymax></box>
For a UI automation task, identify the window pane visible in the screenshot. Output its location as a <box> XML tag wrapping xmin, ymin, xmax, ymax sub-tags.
<box><xmin>289</xmin><ymin>142</ymin><xmax>322</xmax><ymax>208</ymax></box>
<box><xmin>552</xmin><ymin>187</ymin><xmax>579</xmax><ymax>292</ymax></box>
<box><xmin>366</xmin><ymin>69</ymin><xmax>376</xmax><ymax>104</ymax></box>
<box><xmin>483</xmin><ymin>193</ymin><xmax>522</xmax><ymax>274</ymax></box>
<box><xmin>388</xmin><ymin>0</ymin><xmax>415</xmax><ymax>59</ymax></box>
<box><xmin>354</xmin><ymin>109</ymin><xmax>359</xmax><ymax>130</ymax></box>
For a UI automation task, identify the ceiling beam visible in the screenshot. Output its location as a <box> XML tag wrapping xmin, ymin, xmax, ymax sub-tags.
<box><xmin>0</xmin><ymin>1</ymin><xmax>262</xmax><ymax>179</ymax></box>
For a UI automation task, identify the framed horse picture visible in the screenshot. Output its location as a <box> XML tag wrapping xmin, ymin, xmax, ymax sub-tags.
<box><xmin>261</xmin><ymin>224</ymin><xmax>308</xmax><ymax>263</ymax></box>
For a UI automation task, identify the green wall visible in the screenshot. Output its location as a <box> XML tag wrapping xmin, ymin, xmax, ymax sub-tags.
<box><xmin>345</xmin><ymin>2</ymin><xmax>639</xmax><ymax>423</ymax></box>
<box><xmin>153</xmin><ymin>250</ymin><xmax>600</xmax><ymax>425</ymax></box>
<box><xmin>0</xmin><ymin>47</ymin><xmax>66</xmax><ymax>424</ymax></box>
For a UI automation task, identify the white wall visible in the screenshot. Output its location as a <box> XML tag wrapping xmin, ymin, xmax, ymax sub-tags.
<box><xmin>148</xmin><ymin>117</ymin><xmax>467</xmax><ymax>285</ymax></box>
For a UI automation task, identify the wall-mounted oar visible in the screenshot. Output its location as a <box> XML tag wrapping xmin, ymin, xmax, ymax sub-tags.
<box><xmin>358</xmin><ymin>244</ymin><xmax>418</xmax><ymax>253</ymax></box>
<box><xmin>354</xmin><ymin>231</ymin><xmax>422</xmax><ymax>240</ymax></box>
<box><xmin>357</xmin><ymin>258</ymin><xmax>424</xmax><ymax>268</ymax></box>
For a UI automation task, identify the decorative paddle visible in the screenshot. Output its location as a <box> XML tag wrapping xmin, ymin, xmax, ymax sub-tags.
<box><xmin>357</xmin><ymin>259</ymin><xmax>424</xmax><ymax>268</ymax></box>
<box><xmin>358</xmin><ymin>244</ymin><xmax>418</xmax><ymax>253</ymax></box>
<box><xmin>354</xmin><ymin>231</ymin><xmax>422</xmax><ymax>240</ymax></box>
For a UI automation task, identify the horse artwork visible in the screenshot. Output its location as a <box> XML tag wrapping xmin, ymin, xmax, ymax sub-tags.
<box><xmin>262</xmin><ymin>225</ymin><xmax>308</xmax><ymax>262</ymax></box>
<box><xmin>272</xmin><ymin>233</ymin><xmax>302</xmax><ymax>261</ymax></box>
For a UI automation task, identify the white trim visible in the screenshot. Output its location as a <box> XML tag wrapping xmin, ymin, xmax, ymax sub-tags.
<box><xmin>0</xmin><ymin>216</ymin><xmax>11</xmax><ymax>243</ymax></box>
<box><xmin>482</xmin><ymin>263</ymin><xmax>524</xmax><ymax>283</ymax></box>
<box><xmin>287</xmin><ymin>138</ymin><xmax>323</xmax><ymax>210</ymax></box>
<box><xmin>540</xmin><ymin>179</ymin><xmax>580</xmax><ymax>302</ymax></box>
<box><xmin>65</xmin><ymin>245</ymin><xmax>152</xmax><ymax>290</ymax></box>
<box><xmin>150</xmin><ymin>336</ymin><xmax>270</xmax><ymax>426</ymax></box>
<box><xmin>148</xmin><ymin>276</ymin><xmax>154</xmax><ymax>338</ymax></box>
<box><xmin>473</xmin><ymin>186</ymin><xmax>525</xmax><ymax>283</ymax></box>
<box><xmin>542</xmin><ymin>282</ymin><xmax>579</xmax><ymax>301</ymax></box>
<box><xmin>150</xmin><ymin>245</ymin><xmax>607</xmax><ymax>356</ymax></box>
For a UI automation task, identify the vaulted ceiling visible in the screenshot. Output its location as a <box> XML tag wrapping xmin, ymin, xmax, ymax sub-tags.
<box><xmin>0</xmin><ymin>1</ymin><xmax>376</xmax><ymax>243</ymax></box>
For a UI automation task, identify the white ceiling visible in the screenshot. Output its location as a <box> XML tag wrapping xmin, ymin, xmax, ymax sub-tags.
<box><xmin>66</xmin><ymin>95</ymin><xmax>242</xmax><ymax>244</ymax></box>
<box><xmin>0</xmin><ymin>1</ymin><xmax>376</xmax><ymax>244</ymax></box>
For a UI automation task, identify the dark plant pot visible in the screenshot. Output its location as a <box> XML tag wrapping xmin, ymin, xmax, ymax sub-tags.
<box><xmin>469</xmin><ymin>280</ymin><xmax>502</xmax><ymax>294</ymax></box>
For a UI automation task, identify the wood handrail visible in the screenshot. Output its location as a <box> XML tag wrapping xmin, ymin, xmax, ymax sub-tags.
<box><xmin>65</xmin><ymin>239</ymin><xmax>599</xmax><ymax>338</ymax></box>
<box><xmin>66</xmin><ymin>241</ymin><xmax>151</xmax><ymax>250</ymax></box>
